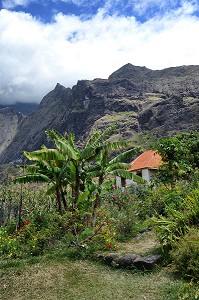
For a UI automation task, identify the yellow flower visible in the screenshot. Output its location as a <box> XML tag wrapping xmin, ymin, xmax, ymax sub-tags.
<box><xmin>8</xmin><ymin>253</ymin><xmax>12</xmax><ymax>257</ymax></box>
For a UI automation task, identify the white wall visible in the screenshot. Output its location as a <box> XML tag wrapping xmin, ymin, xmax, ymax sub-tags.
<box><xmin>142</xmin><ymin>168</ymin><xmax>150</xmax><ymax>182</ymax></box>
<box><xmin>142</xmin><ymin>168</ymin><xmax>158</xmax><ymax>182</ymax></box>
<box><xmin>116</xmin><ymin>176</ymin><xmax>135</xmax><ymax>188</ymax></box>
<box><xmin>116</xmin><ymin>168</ymin><xmax>158</xmax><ymax>187</ymax></box>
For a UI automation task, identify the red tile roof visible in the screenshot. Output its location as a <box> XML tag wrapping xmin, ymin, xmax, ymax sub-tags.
<box><xmin>129</xmin><ymin>150</ymin><xmax>162</xmax><ymax>172</ymax></box>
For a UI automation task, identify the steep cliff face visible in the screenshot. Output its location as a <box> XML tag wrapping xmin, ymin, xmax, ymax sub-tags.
<box><xmin>0</xmin><ymin>84</ymin><xmax>72</xmax><ymax>163</ymax></box>
<box><xmin>138</xmin><ymin>95</ymin><xmax>199</xmax><ymax>136</ymax></box>
<box><xmin>109</xmin><ymin>64</ymin><xmax>199</xmax><ymax>95</ymax></box>
<box><xmin>0</xmin><ymin>64</ymin><xmax>199</xmax><ymax>164</ymax></box>
<box><xmin>0</xmin><ymin>103</ymin><xmax>38</xmax><ymax>116</ymax></box>
<box><xmin>0</xmin><ymin>108</ymin><xmax>24</xmax><ymax>156</ymax></box>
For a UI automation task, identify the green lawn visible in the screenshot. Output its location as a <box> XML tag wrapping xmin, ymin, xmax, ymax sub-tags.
<box><xmin>0</xmin><ymin>254</ymin><xmax>185</xmax><ymax>300</ymax></box>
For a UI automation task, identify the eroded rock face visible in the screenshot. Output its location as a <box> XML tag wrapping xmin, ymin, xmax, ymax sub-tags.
<box><xmin>0</xmin><ymin>84</ymin><xmax>72</xmax><ymax>163</ymax></box>
<box><xmin>0</xmin><ymin>108</ymin><xmax>24</xmax><ymax>156</ymax></box>
<box><xmin>138</xmin><ymin>95</ymin><xmax>199</xmax><ymax>136</ymax></box>
<box><xmin>0</xmin><ymin>64</ymin><xmax>199</xmax><ymax>164</ymax></box>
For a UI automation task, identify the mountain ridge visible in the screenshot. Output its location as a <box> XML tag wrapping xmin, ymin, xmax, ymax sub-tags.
<box><xmin>0</xmin><ymin>63</ymin><xmax>198</xmax><ymax>164</ymax></box>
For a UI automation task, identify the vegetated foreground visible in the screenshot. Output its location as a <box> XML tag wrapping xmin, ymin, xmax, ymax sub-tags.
<box><xmin>0</xmin><ymin>233</ymin><xmax>182</xmax><ymax>300</ymax></box>
<box><xmin>0</xmin><ymin>128</ymin><xmax>199</xmax><ymax>300</ymax></box>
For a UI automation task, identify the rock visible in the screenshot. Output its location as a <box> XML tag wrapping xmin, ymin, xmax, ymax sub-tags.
<box><xmin>0</xmin><ymin>108</ymin><xmax>24</xmax><ymax>157</ymax></box>
<box><xmin>139</xmin><ymin>226</ymin><xmax>153</xmax><ymax>234</ymax></box>
<box><xmin>117</xmin><ymin>253</ymin><xmax>138</xmax><ymax>268</ymax></box>
<box><xmin>104</xmin><ymin>253</ymin><xmax>120</xmax><ymax>265</ymax></box>
<box><xmin>1</xmin><ymin>64</ymin><xmax>199</xmax><ymax>164</ymax></box>
<box><xmin>94</xmin><ymin>253</ymin><xmax>105</xmax><ymax>260</ymax></box>
<box><xmin>133</xmin><ymin>254</ymin><xmax>162</xmax><ymax>270</ymax></box>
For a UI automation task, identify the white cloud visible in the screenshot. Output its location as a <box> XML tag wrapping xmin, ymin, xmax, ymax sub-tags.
<box><xmin>2</xmin><ymin>0</ymin><xmax>35</xmax><ymax>9</ymax></box>
<box><xmin>60</xmin><ymin>0</ymin><xmax>93</xmax><ymax>4</ymax></box>
<box><xmin>1</xmin><ymin>3</ymin><xmax>199</xmax><ymax>104</ymax></box>
<box><xmin>60</xmin><ymin>0</ymin><xmax>199</xmax><ymax>17</ymax></box>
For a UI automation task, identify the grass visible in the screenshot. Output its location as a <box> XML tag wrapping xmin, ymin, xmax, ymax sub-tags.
<box><xmin>0</xmin><ymin>254</ymin><xmax>184</xmax><ymax>300</ymax></box>
<box><xmin>95</xmin><ymin>112</ymin><xmax>137</xmax><ymax>125</ymax></box>
<box><xmin>1</xmin><ymin>226</ymin><xmax>196</xmax><ymax>300</ymax></box>
<box><xmin>144</xmin><ymin>93</ymin><xmax>164</xmax><ymax>101</ymax></box>
<box><xmin>183</xmin><ymin>96</ymin><xmax>199</xmax><ymax>103</ymax></box>
<box><xmin>117</xmin><ymin>230</ymin><xmax>160</xmax><ymax>255</ymax></box>
<box><xmin>0</xmin><ymin>231</ymin><xmax>188</xmax><ymax>300</ymax></box>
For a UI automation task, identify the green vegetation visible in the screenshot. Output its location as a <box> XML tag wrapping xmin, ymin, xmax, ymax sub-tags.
<box><xmin>183</xmin><ymin>96</ymin><xmax>199</xmax><ymax>103</ymax></box>
<box><xmin>153</xmin><ymin>131</ymin><xmax>199</xmax><ymax>188</ymax></box>
<box><xmin>0</xmin><ymin>254</ymin><xmax>185</xmax><ymax>300</ymax></box>
<box><xmin>93</xmin><ymin>112</ymin><xmax>137</xmax><ymax>129</ymax></box>
<box><xmin>145</xmin><ymin>93</ymin><xmax>164</xmax><ymax>101</ymax></box>
<box><xmin>0</xmin><ymin>129</ymin><xmax>198</xmax><ymax>299</ymax></box>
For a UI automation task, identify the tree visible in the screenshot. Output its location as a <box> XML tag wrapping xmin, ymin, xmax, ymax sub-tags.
<box><xmin>14</xmin><ymin>126</ymin><xmax>141</xmax><ymax>214</ymax></box>
<box><xmin>14</xmin><ymin>147</ymin><xmax>68</xmax><ymax>215</ymax></box>
<box><xmin>153</xmin><ymin>131</ymin><xmax>199</xmax><ymax>188</ymax></box>
<box><xmin>87</xmin><ymin>143</ymin><xmax>142</xmax><ymax>208</ymax></box>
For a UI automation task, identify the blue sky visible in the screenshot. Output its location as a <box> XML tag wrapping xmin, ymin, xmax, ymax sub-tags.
<box><xmin>1</xmin><ymin>0</ymin><xmax>199</xmax><ymax>104</ymax></box>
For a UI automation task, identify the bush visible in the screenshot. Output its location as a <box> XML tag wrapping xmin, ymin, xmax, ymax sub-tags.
<box><xmin>66</xmin><ymin>207</ymin><xmax>117</xmax><ymax>252</ymax></box>
<box><xmin>151</xmin><ymin>181</ymin><xmax>199</xmax><ymax>250</ymax></box>
<box><xmin>170</xmin><ymin>228</ymin><xmax>199</xmax><ymax>281</ymax></box>
<box><xmin>144</xmin><ymin>177</ymin><xmax>199</xmax><ymax>218</ymax></box>
<box><xmin>102</xmin><ymin>188</ymin><xmax>143</xmax><ymax>241</ymax></box>
<box><xmin>0</xmin><ymin>212</ymin><xmax>62</xmax><ymax>258</ymax></box>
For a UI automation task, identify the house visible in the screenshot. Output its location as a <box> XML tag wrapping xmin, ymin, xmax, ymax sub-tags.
<box><xmin>116</xmin><ymin>150</ymin><xmax>162</xmax><ymax>187</ymax></box>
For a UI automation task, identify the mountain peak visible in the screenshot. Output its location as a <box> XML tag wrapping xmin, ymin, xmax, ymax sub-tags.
<box><xmin>54</xmin><ymin>83</ymin><xmax>67</xmax><ymax>91</ymax></box>
<box><xmin>108</xmin><ymin>63</ymin><xmax>152</xmax><ymax>81</ymax></box>
<box><xmin>0</xmin><ymin>64</ymin><xmax>199</xmax><ymax>164</ymax></box>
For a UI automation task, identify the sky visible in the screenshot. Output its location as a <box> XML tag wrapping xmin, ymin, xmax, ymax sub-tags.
<box><xmin>1</xmin><ymin>0</ymin><xmax>199</xmax><ymax>104</ymax></box>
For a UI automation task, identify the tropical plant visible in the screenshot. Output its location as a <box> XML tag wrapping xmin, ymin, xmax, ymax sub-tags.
<box><xmin>14</xmin><ymin>127</ymin><xmax>140</xmax><ymax>215</ymax></box>
<box><xmin>151</xmin><ymin>178</ymin><xmax>199</xmax><ymax>251</ymax></box>
<box><xmin>170</xmin><ymin>227</ymin><xmax>199</xmax><ymax>281</ymax></box>
<box><xmin>14</xmin><ymin>147</ymin><xmax>68</xmax><ymax>215</ymax></box>
<box><xmin>86</xmin><ymin>140</ymin><xmax>142</xmax><ymax>207</ymax></box>
<box><xmin>153</xmin><ymin>131</ymin><xmax>199</xmax><ymax>188</ymax></box>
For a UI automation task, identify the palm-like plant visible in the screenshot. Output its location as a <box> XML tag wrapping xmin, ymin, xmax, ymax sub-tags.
<box><xmin>14</xmin><ymin>126</ymin><xmax>141</xmax><ymax>214</ymax></box>
<box><xmin>87</xmin><ymin>141</ymin><xmax>142</xmax><ymax>208</ymax></box>
<box><xmin>14</xmin><ymin>147</ymin><xmax>69</xmax><ymax>214</ymax></box>
<box><xmin>14</xmin><ymin>129</ymin><xmax>102</xmax><ymax>213</ymax></box>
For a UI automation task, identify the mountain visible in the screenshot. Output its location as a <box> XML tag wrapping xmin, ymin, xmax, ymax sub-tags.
<box><xmin>0</xmin><ymin>107</ymin><xmax>25</xmax><ymax>157</ymax></box>
<box><xmin>0</xmin><ymin>64</ymin><xmax>198</xmax><ymax>164</ymax></box>
<box><xmin>0</xmin><ymin>102</ymin><xmax>38</xmax><ymax>116</ymax></box>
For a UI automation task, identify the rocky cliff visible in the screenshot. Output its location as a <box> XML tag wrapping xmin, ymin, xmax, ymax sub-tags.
<box><xmin>0</xmin><ymin>108</ymin><xmax>24</xmax><ymax>157</ymax></box>
<box><xmin>0</xmin><ymin>64</ymin><xmax>198</xmax><ymax>164</ymax></box>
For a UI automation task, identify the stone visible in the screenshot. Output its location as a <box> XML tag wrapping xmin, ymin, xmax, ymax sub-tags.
<box><xmin>117</xmin><ymin>253</ymin><xmax>138</xmax><ymax>268</ymax></box>
<box><xmin>133</xmin><ymin>254</ymin><xmax>162</xmax><ymax>270</ymax></box>
<box><xmin>104</xmin><ymin>253</ymin><xmax>120</xmax><ymax>265</ymax></box>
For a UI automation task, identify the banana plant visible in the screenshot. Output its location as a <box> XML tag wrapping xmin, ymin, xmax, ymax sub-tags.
<box><xmin>14</xmin><ymin>126</ymin><xmax>142</xmax><ymax>214</ymax></box>
<box><xmin>14</xmin><ymin>148</ymin><xmax>69</xmax><ymax>215</ymax></box>
<box><xmin>87</xmin><ymin>142</ymin><xmax>142</xmax><ymax>208</ymax></box>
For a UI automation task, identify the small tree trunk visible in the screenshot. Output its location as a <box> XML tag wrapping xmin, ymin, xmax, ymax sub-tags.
<box><xmin>7</xmin><ymin>198</ymin><xmax>12</xmax><ymax>223</ymax></box>
<box><xmin>94</xmin><ymin>174</ymin><xmax>104</xmax><ymax>209</ymax></box>
<box><xmin>74</xmin><ymin>167</ymin><xmax>80</xmax><ymax>206</ymax></box>
<box><xmin>92</xmin><ymin>174</ymin><xmax>104</xmax><ymax>227</ymax></box>
<box><xmin>60</xmin><ymin>186</ymin><xmax>68</xmax><ymax>211</ymax></box>
<box><xmin>56</xmin><ymin>187</ymin><xmax>63</xmax><ymax>215</ymax></box>
<box><xmin>17</xmin><ymin>185</ymin><xmax>23</xmax><ymax>230</ymax></box>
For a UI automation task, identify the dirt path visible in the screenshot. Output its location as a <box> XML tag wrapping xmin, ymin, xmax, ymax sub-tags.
<box><xmin>117</xmin><ymin>230</ymin><xmax>160</xmax><ymax>255</ymax></box>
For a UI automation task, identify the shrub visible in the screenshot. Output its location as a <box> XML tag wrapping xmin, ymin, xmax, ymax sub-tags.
<box><xmin>170</xmin><ymin>228</ymin><xmax>199</xmax><ymax>281</ymax></box>
<box><xmin>67</xmin><ymin>207</ymin><xmax>117</xmax><ymax>252</ymax></box>
<box><xmin>151</xmin><ymin>183</ymin><xmax>199</xmax><ymax>250</ymax></box>
<box><xmin>0</xmin><ymin>212</ymin><xmax>62</xmax><ymax>258</ymax></box>
<box><xmin>102</xmin><ymin>188</ymin><xmax>142</xmax><ymax>241</ymax></box>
